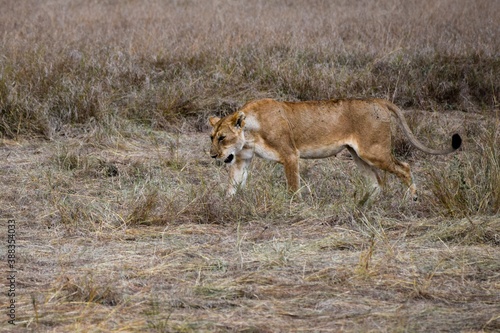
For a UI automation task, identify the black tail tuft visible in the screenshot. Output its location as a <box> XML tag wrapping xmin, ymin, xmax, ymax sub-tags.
<box><xmin>451</xmin><ymin>133</ymin><xmax>462</xmax><ymax>150</ymax></box>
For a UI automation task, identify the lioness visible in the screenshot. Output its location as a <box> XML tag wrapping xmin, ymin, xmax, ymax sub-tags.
<box><xmin>208</xmin><ymin>98</ymin><xmax>461</xmax><ymax>205</ymax></box>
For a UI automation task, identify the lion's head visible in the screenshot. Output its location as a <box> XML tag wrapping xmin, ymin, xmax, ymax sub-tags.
<box><xmin>208</xmin><ymin>111</ymin><xmax>246</xmax><ymax>164</ymax></box>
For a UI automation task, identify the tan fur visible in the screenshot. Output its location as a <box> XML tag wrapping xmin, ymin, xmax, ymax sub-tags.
<box><xmin>208</xmin><ymin>98</ymin><xmax>461</xmax><ymax>205</ymax></box>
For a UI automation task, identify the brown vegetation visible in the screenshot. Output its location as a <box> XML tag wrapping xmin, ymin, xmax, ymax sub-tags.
<box><xmin>0</xmin><ymin>0</ymin><xmax>499</xmax><ymax>332</ymax></box>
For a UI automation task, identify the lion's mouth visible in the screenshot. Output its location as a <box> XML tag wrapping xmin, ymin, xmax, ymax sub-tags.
<box><xmin>224</xmin><ymin>154</ymin><xmax>234</xmax><ymax>164</ymax></box>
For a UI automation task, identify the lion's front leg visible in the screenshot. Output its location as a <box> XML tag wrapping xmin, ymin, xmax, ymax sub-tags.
<box><xmin>283</xmin><ymin>155</ymin><xmax>300</xmax><ymax>195</ymax></box>
<box><xmin>226</xmin><ymin>154</ymin><xmax>252</xmax><ymax>197</ymax></box>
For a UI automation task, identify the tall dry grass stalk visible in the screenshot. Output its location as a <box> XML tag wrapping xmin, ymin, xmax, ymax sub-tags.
<box><xmin>427</xmin><ymin>118</ymin><xmax>500</xmax><ymax>216</ymax></box>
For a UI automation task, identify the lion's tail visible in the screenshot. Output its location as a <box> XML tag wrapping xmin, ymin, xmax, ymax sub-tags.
<box><xmin>384</xmin><ymin>100</ymin><xmax>462</xmax><ymax>155</ymax></box>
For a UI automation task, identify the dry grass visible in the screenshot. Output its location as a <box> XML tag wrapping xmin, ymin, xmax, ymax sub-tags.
<box><xmin>1</xmin><ymin>0</ymin><xmax>500</xmax><ymax>332</ymax></box>
<box><xmin>1</xmin><ymin>0</ymin><xmax>499</xmax><ymax>137</ymax></box>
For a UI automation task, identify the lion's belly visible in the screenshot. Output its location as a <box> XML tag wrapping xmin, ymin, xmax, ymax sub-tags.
<box><xmin>299</xmin><ymin>144</ymin><xmax>347</xmax><ymax>159</ymax></box>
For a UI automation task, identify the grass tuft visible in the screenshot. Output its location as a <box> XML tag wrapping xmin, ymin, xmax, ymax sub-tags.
<box><xmin>427</xmin><ymin>119</ymin><xmax>500</xmax><ymax>216</ymax></box>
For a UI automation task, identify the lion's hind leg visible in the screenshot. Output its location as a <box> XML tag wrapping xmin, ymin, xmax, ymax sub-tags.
<box><xmin>347</xmin><ymin>147</ymin><xmax>382</xmax><ymax>207</ymax></box>
<box><xmin>391</xmin><ymin>158</ymin><xmax>418</xmax><ymax>201</ymax></box>
<box><xmin>354</xmin><ymin>147</ymin><xmax>418</xmax><ymax>202</ymax></box>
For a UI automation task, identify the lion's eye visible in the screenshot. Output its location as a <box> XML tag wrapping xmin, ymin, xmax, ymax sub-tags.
<box><xmin>210</xmin><ymin>135</ymin><xmax>214</xmax><ymax>141</ymax></box>
<box><xmin>218</xmin><ymin>135</ymin><xmax>226</xmax><ymax>142</ymax></box>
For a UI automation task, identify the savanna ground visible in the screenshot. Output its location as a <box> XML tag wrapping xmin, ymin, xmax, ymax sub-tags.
<box><xmin>1</xmin><ymin>0</ymin><xmax>499</xmax><ymax>332</ymax></box>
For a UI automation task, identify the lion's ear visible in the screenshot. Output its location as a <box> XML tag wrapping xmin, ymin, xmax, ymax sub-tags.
<box><xmin>208</xmin><ymin>116</ymin><xmax>221</xmax><ymax>127</ymax></box>
<box><xmin>233</xmin><ymin>111</ymin><xmax>246</xmax><ymax>129</ymax></box>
